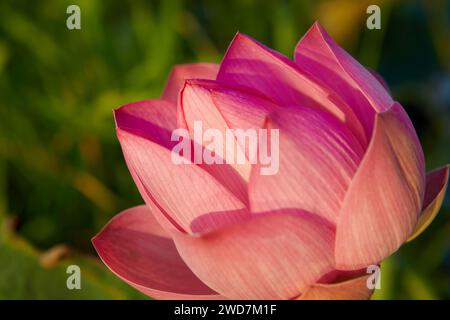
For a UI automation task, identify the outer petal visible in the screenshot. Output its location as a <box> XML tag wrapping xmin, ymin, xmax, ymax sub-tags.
<box><xmin>115</xmin><ymin>99</ymin><xmax>250</xmax><ymax>233</ymax></box>
<box><xmin>161</xmin><ymin>63</ymin><xmax>219</xmax><ymax>103</ymax></box>
<box><xmin>114</xmin><ymin>100</ymin><xmax>183</xmax><ymax>232</ymax></box>
<box><xmin>173</xmin><ymin>211</ymin><xmax>335</xmax><ymax>300</ymax></box>
<box><xmin>335</xmin><ymin>102</ymin><xmax>425</xmax><ymax>269</ymax></box>
<box><xmin>114</xmin><ymin>99</ymin><xmax>176</xmax><ymax>149</ymax></box>
<box><xmin>249</xmin><ymin>108</ymin><xmax>364</xmax><ymax>225</ymax></box>
<box><xmin>115</xmin><ymin>97</ymin><xmax>248</xmax><ymax>207</ymax></box>
<box><xmin>297</xmin><ymin>274</ymin><xmax>373</xmax><ymax>300</ymax></box>
<box><xmin>92</xmin><ymin>205</ymin><xmax>220</xmax><ymax>300</ymax></box>
<box><xmin>217</xmin><ymin>32</ymin><xmax>367</xmax><ymax>147</ymax></box>
<box><xmin>408</xmin><ymin>165</ymin><xmax>449</xmax><ymax>241</ymax></box>
<box><xmin>368</xmin><ymin>68</ymin><xmax>391</xmax><ymax>92</ymax></box>
<box><xmin>294</xmin><ymin>22</ymin><xmax>393</xmax><ymax>138</ymax></box>
<box><xmin>117</xmin><ymin>129</ymin><xmax>250</xmax><ymax>234</ymax></box>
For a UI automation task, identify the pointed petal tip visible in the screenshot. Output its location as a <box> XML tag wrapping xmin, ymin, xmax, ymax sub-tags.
<box><xmin>162</xmin><ymin>63</ymin><xmax>220</xmax><ymax>103</ymax></box>
<box><xmin>113</xmin><ymin>103</ymin><xmax>133</xmax><ymax>129</ymax></box>
<box><xmin>233</xmin><ymin>31</ymin><xmax>249</xmax><ymax>41</ymax></box>
<box><xmin>304</xmin><ymin>21</ymin><xmax>328</xmax><ymax>39</ymax></box>
<box><xmin>312</xmin><ymin>20</ymin><xmax>324</xmax><ymax>30</ymax></box>
<box><xmin>408</xmin><ymin>164</ymin><xmax>449</xmax><ymax>241</ymax></box>
<box><xmin>183</xmin><ymin>78</ymin><xmax>217</xmax><ymax>90</ymax></box>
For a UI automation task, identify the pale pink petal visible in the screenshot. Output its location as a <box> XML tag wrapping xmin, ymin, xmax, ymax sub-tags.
<box><xmin>161</xmin><ymin>63</ymin><xmax>219</xmax><ymax>103</ymax></box>
<box><xmin>117</xmin><ymin>128</ymin><xmax>249</xmax><ymax>234</ymax></box>
<box><xmin>294</xmin><ymin>22</ymin><xmax>393</xmax><ymax>138</ymax></box>
<box><xmin>297</xmin><ymin>274</ymin><xmax>373</xmax><ymax>300</ymax></box>
<box><xmin>180</xmin><ymin>80</ymin><xmax>279</xmax><ymax>187</ymax></box>
<box><xmin>179</xmin><ymin>80</ymin><xmax>249</xmax><ymax>204</ymax></box>
<box><xmin>335</xmin><ymin>102</ymin><xmax>425</xmax><ymax>269</ymax></box>
<box><xmin>114</xmin><ymin>99</ymin><xmax>250</xmax><ymax>233</ymax></box>
<box><xmin>207</xmin><ymin>80</ymin><xmax>279</xmax><ymax>130</ymax></box>
<box><xmin>114</xmin><ymin>99</ymin><xmax>184</xmax><ymax>232</ymax></box>
<box><xmin>92</xmin><ymin>205</ymin><xmax>221</xmax><ymax>300</ymax></box>
<box><xmin>218</xmin><ymin>32</ymin><xmax>367</xmax><ymax>146</ymax></box>
<box><xmin>114</xmin><ymin>99</ymin><xmax>176</xmax><ymax>149</ymax></box>
<box><xmin>161</xmin><ymin>63</ymin><xmax>219</xmax><ymax>130</ymax></box>
<box><xmin>127</xmin><ymin>165</ymin><xmax>182</xmax><ymax>233</ymax></box>
<box><xmin>249</xmin><ymin>108</ymin><xmax>364</xmax><ymax>225</ymax></box>
<box><xmin>181</xmin><ymin>80</ymin><xmax>250</xmax><ymax>181</ymax></box>
<box><xmin>173</xmin><ymin>211</ymin><xmax>335</xmax><ymax>299</ymax></box>
<box><xmin>408</xmin><ymin>165</ymin><xmax>449</xmax><ymax>241</ymax></box>
<box><xmin>179</xmin><ymin>79</ymin><xmax>279</xmax><ymax>205</ymax></box>
<box><xmin>115</xmin><ymin>96</ymin><xmax>248</xmax><ymax>206</ymax></box>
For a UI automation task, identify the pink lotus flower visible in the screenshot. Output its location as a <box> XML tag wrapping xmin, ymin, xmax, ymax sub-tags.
<box><xmin>92</xmin><ymin>22</ymin><xmax>449</xmax><ymax>300</ymax></box>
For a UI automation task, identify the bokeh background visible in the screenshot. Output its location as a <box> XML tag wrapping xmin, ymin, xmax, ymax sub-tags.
<box><xmin>0</xmin><ymin>0</ymin><xmax>449</xmax><ymax>299</ymax></box>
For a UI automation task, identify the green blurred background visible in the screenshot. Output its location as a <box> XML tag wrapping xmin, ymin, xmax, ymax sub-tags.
<box><xmin>0</xmin><ymin>0</ymin><xmax>449</xmax><ymax>299</ymax></box>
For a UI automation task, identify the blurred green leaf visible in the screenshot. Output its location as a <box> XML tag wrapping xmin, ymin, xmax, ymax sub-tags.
<box><xmin>0</xmin><ymin>234</ymin><xmax>147</xmax><ymax>299</ymax></box>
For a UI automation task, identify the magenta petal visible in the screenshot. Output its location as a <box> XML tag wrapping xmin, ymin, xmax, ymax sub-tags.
<box><xmin>335</xmin><ymin>102</ymin><xmax>425</xmax><ymax>269</ymax></box>
<box><xmin>249</xmin><ymin>108</ymin><xmax>364</xmax><ymax>225</ymax></box>
<box><xmin>117</xmin><ymin>129</ymin><xmax>249</xmax><ymax>234</ymax></box>
<box><xmin>294</xmin><ymin>22</ymin><xmax>393</xmax><ymax>138</ymax></box>
<box><xmin>173</xmin><ymin>210</ymin><xmax>335</xmax><ymax>299</ymax></box>
<box><xmin>217</xmin><ymin>32</ymin><xmax>320</xmax><ymax>107</ymax></box>
<box><xmin>161</xmin><ymin>63</ymin><xmax>219</xmax><ymax>103</ymax></box>
<box><xmin>217</xmin><ymin>32</ymin><xmax>367</xmax><ymax>147</ymax></box>
<box><xmin>92</xmin><ymin>205</ymin><xmax>220</xmax><ymax>299</ymax></box>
